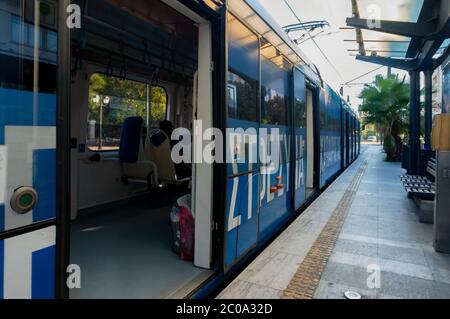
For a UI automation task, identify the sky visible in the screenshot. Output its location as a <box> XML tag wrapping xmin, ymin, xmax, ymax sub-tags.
<box><xmin>256</xmin><ymin>0</ymin><xmax>421</xmax><ymax>110</ymax></box>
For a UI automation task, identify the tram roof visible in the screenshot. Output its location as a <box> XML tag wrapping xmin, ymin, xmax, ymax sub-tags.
<box><xmin>228</xmin><ymin>0</ymin><xmax>313</xmax><ymax>69</ymax></box>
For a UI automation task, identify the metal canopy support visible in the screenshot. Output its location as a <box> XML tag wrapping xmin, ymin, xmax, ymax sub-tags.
<box><xmin>408</xmin><ymin>70</ymin><xmax>421</xmax><ymax>175</ymax></box>
<box><xmin>350</xmin><ymin>0</ymin><xmax>366</xmax><ymax>56</ymax></box>
<box><xmin>346</xmin><ymin>17</ymin><xmax>438</xmax><ymax>38</ymax></box>
<box><xmin>424</xmin><ymin>69</ymin><xmax>433</xmax><ymax>150</ymax></box>
<box><xmin>355</xmin><ymin>55</ymin><xmax>416</xmax><ymax>70</ymax></box>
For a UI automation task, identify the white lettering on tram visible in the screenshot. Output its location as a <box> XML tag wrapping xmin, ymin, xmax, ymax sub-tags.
<box><xmin>227</xmin><ymin>133</ymin><xmax>306</xmax><ymax>232</ymax></box>
<box><xmin>228</xmin><ymin>177</ymin><xmax>241</xmax><ymax>231</ymax></box>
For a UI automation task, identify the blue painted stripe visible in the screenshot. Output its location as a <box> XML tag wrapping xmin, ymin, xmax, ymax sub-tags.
<box><xmin>0</xmin><ymin>240</ymin><xmax>3</xmax><ymax>299</ymax></box>
<box><xmin>33</xmin><ymin>149</ymin><xmax>57</xmax><ymax>223</ymax></box>
<box><xmin>0</xmin><ymin>204</ymin><xmax>4</xmax><ymax>233</ymax></box>
<box><xmin>0</xmin><ymin>88</ymin><xmax>56</xmax><ymax>144</ymax></box>
<box><xmin>31</xmin><ymin>245</ymin><xmax>55</xmax><ymax>299</ymax></box>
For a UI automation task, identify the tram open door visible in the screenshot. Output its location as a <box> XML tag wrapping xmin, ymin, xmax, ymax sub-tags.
<box><xmin>63</xmin><ymin>0</ymin><xmax>222</xmax><ymax>299</ymax></box>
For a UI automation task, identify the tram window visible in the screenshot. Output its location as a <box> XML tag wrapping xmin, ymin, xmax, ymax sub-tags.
<box><xmin>260</xmin><ymin>54</ymin><xmax>290</xmax><ymax>126</ymax></box>
<box><xmin>87</xmin><ymin>73</ymin><xmax>167</xmax><ymax>152</ymax></box>
<box><xmin>227</xmin><ymin>13</ymin><xmax>258</xmax><ymax>122</ymax></box>
<box><xmin>294</xmin><ymin>70</ymin><xmax>306</xmax><ymax>128</ymax></box>
<box><xmin>227</xmin><ymin>71</ymin><xmax>258</xmax><ymax>121</ymax></box>
<box><xmin>11</xmin><ymin>15</ymin><xmax>41</xmax><ymax>48</ymax></box>
<box><xmin>11</xmin><ymin>15</ymin><xmax>57</xmax><ymax>52</ymax></box>
<box><xmin>227</xmin><ymin>13</ymin><xmax>259</xmax><ymax>81</ymax></box>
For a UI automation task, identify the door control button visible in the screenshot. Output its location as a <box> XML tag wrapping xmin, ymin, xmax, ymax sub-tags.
<box><xmin>10</xmin><ymin>186</ymin><xmax>38</xmax><ymax>214</ymax></box>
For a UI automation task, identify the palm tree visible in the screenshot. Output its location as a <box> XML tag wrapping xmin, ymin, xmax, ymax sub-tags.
<box><xmin>359</xmin><ymin>74</ymin><xmax>410</xmax><ymax>161</ymax></box>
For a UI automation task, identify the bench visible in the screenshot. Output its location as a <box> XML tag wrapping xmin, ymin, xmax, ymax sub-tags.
<box><xmin>400</xmin><ymin>158</ymin><xmax>436</xmax><ymax>223</ymax></box>
<box><xmin>401</xmin><ymin>158</ymin><xmax>436</xmax><ymax>198</ymax></box>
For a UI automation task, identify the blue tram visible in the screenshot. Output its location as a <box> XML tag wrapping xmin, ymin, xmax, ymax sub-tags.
<box><xmin>0</xmin><ymin>0</ymin><xmax>359</xmax><ymax>299</ymax></box>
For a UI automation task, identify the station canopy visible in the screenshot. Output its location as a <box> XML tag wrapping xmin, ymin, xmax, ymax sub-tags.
<box><xmin>342</xmin><ymin>0</ymin><xmax>449</xmax><ymax>70</ymax></box>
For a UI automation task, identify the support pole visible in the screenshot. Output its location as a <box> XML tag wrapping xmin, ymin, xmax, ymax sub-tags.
<box><xmin>408</xmin><ymin>70</ymin><xmax>421</xmax><ymax>175</ymax></box>
<box><xmin>424</xmin><ymin>69</ymin><xmax>433</xmax><ymax>150</ymax></box>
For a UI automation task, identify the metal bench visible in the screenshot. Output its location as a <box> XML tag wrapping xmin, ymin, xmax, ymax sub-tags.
<box><xmin>400</xmin><ymin>158</ymin><xmax>436</xmax><ymax>223</ymax></box>
<box><xmin>400</xmin><ymin>158</ymin><xmax>436</xmax><ymax>199</ymax></box>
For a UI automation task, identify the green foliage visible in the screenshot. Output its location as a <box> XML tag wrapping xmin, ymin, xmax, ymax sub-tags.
<box><xmin>87</xmin><ymin>73</ymin><xmax>167</xmax><ymax>150</ymax></box>
<box><xmin>383</xmin><ymin>133</ymin><xmax>396</xmax><ymax>161</ymax></box>
<box><xmin>359</xmin><ymin>74</ymin><xmax>409</xmax><ymax>132</ymax></box>
<box><xmin>262</xmin><ymin>95</ymin><xmax>287</xmax><ymax>125</ymax></box>
<box><xmin>88</xmin><ymin>73</ymin><xmax>167</xmax><ymax>128</ymax></box>
<box><xmin>358</xmin><ymin>74</ymin><xmax>410</xmax><ymax>160</ymax></box>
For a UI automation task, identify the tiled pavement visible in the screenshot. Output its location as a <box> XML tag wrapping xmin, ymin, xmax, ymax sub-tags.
<box><xmin>218</xmin><ymin>145</ymin><xmax>450</xmax><ymax>299</ymax></box>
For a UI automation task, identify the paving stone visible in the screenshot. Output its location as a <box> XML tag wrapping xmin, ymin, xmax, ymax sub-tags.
<box><xmin>377</xmin><ymin>271</ymin><xmax>440</xmax><ymax>299</ymax></box>
<box><xmin>217</xmin><ymin>280</ymin><xmax>283</xmax><ymax>299</ymax></box>
<box><xmin>378</xmin><ymin>244</ymin><xmax>428</xmax><ymax>266</ymax></box>
<box><xmin>333</xmin><ymin>238</ymin><xmax>378</xmax><ymax>258</ymax></box>
<box><xmin>315</xmin><ymin>280</ymin><xmax>379</xmax><ymax>299</ymax></box>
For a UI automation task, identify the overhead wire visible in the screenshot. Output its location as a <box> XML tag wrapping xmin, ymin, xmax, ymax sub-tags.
<box><xmin>283</xmin><ymin>0</ymin><xmax>345</xmax><ymax>82</ymax></box>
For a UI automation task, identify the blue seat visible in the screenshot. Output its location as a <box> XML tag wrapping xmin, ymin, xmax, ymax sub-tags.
<box><xmin>119</xmin><ymin>117</ymin><xmax>144</xmax><ymax>164</ymax></box>
<box><xmin>119</xmin><ymin>117</ymin><xmax>158</xmax><ymax>186</ymax></box>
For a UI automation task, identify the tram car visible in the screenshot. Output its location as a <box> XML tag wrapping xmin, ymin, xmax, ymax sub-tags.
<box><xmin>0</xmin><ymin>0</ymin><xmax>360</xmax><ymax>299</ymax></box>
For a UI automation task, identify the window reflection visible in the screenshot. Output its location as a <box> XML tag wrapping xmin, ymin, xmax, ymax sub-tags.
<box><xmin>227</xmin><ymin>13</ymin><xmax>259</xmax><ymax>122</ymax></box>
<box><xmin>227</xmin><ymin>71</ymin><xmax>258</xmax><ymax>121</ymax></box>
<box><xmin>261</xmin><ymin>50</ymin><xmax>291</xmax><ymax>126</ymax></box>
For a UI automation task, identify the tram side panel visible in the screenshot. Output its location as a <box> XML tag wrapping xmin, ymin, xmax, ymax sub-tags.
<box><xmin>224</xmin><ymin>14</ymin><xmax>260</xmax><ymax>268</ymax></box>
<box><xmin>319</xmin><ymin>86</ymin><xmax>342</xmax><ymax>188</ymax></box>
<box><xmin>0</xmin><ymin>2</ymin><xmax>58</xmax><ymax>299</ymax></box>
<box><xmin>293</xmin><ymin>69</ymin><xmax>307</xmax><ymax>210</ymax></box>
<box><xmin>258</xmin><ymin>56</ymin><xmax>293</xmax><ymax>241</ymax></box>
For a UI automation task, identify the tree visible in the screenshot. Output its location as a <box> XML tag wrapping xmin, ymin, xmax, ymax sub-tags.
<box><xmin>88</xmin><ymin>73</ymin><xmax>167</xmax><ymax>149</ymax></box>
<box><xmin>359</xmin><ymin>74</ymin><xmax>409</xmax><ymax>161</ymax></box>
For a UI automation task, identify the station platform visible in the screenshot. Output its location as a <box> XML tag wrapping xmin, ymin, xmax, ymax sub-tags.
<box><xmin>218</xmin><ymin>144</ymin><xmax>450</xmax><ymax>299</ymax></box>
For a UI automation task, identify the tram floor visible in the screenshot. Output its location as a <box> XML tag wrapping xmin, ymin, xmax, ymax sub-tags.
<box><xmin>70</xmin><ymin>200</ymin><xmax>209</xmax><ymax>299</ymax></box>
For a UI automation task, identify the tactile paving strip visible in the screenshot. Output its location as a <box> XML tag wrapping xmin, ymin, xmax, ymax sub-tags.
<box><xmin>282</xmin><ymin>159</ymin><xmax>369</xmax><ymax>299</ymax></box>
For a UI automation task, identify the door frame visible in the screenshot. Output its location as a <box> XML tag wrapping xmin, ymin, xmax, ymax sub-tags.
<box><xmin>305</xmin><ymin>82</ymin><xmax>320</xmax><ymax>194</ymax></box>
<box><xmin>55</xmin><ymin>0</ymin><xmax>72</xmax><ymax>299</ymax></box>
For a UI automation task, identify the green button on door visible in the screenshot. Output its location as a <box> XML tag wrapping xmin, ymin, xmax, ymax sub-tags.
<box><xmin>10</xmin><ymin>186</ymin><xmax>39</xmax><ymax>214</ymax></box>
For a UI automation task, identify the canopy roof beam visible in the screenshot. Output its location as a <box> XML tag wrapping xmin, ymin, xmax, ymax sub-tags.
<box><xmin>346</xmin><ymin>17</ymin><xmax>438</xmax><ymax>38</ymax></box>
<box><xmin>355</xmin><ymin>55</ymin><xmax>416</xmax><ymax>70</ymax></box>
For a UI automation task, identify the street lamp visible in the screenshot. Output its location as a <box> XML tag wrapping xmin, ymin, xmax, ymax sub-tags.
<box><xmin>92</xmin><ymin>94</ymin><xmax>110</xmax><ymax>150</ymax></box>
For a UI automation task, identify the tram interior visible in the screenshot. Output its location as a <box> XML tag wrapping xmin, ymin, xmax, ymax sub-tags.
<box><xmin>68</xmin><ymin>0</ymin><xmax>211</xmax><ymax>299</ymax></box>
